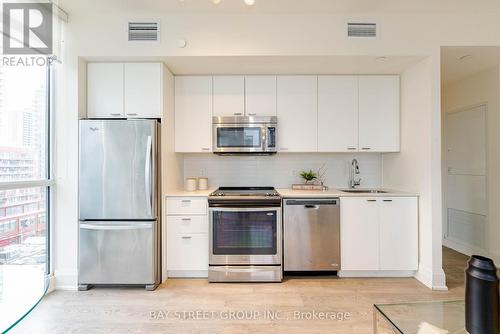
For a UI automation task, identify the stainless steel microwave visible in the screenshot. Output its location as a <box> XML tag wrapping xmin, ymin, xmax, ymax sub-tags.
<box><xmin>212</xmin><ymin>116</ymin><xmax>277</xmax><ymax>155</ymax></box>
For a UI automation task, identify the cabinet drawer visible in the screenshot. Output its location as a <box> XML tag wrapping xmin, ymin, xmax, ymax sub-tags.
<box><xmin>166</xmin><ymin>232</ymin><xmax>208</xmax><ymax>272</ymax></box>
<box><xmin>166</xmin><ymin>198</ymin><xmax>207</xmax><ymax>215</ymax></box>
<box><xmin>167</xmin><ymin>215</ymin><xmax>208</xmax><ymax>234</ymax></box>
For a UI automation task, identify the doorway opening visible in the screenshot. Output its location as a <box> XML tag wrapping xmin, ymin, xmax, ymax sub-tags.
<box><xmin>441</xmin><ymin>46</ymin><xmax>500</xmax><ymax>266</ymax></box>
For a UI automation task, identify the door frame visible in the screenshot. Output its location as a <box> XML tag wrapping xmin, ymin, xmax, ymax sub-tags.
<box><xmin>442</xmin><ymin>102</ymin><xmax>489</xmax><ymax>256</ymax></box>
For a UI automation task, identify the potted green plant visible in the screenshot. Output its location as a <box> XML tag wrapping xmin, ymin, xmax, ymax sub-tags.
<box><xmin>299</xmin><ymin>170</ymin><xmax>318</xmax><ymax>184</ymax></box>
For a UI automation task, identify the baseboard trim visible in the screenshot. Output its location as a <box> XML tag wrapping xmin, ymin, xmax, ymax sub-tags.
<box><xmin>47</xmin><ymin>274</ymin><xmax>56</xmax><ymax>294</ymax></box>
<box><xmin>415</xmin><ymin>263</ymin><xmax>447</xmax><ymax>290</ymax></box>
<box><xmin>489</xmin><ymin>250</ymin><xmax>500</xmax><ymax>268</ymax></box>
<box><xmin>443</xmin><ymin>238</ymin><xmax>486</xmax><ymax>257</ymax></box>
<box><xmin>167</xmin><ymin>270</ymin><xmax>208</xmax><ymax>278</ymax></box>
<box><xmin>338</xmin><ymin>270</ymin><xmax>416</xmax><ymax>278</ymax></box>
<box><xmin>54</xmin><ymin>269</ymin><xmax>78</xmax><ymax>290</ymax></box>
<box><xmin>444</xmin><ymin>238</ymin><xmax>500</xmax><ymax>269</ymax></box>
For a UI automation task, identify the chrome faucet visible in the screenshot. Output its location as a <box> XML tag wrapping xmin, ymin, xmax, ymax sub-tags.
<box><xmin>348</xmin><ymin>159</ymin><xmax>361</xmax><ymax>189</ymax></box>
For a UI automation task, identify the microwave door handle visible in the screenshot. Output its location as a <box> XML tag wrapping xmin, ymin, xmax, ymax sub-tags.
<box><xmin>262</xmin><ymin>126</ymin><xmax>267</xmax><ymax>151</ymax></box>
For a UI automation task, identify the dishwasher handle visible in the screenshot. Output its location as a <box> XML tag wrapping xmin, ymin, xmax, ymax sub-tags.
<box><xmin>285</xmin><ymin>199</ymin><xmax>339</xmax><ymax>206</ymax></box>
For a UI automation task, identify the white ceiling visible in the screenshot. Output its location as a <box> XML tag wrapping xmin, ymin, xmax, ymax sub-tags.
<box><xmin>441</xmin><ymin>46</ymin><xmax>500</xmax><ymax>85</ymax></box>
<box><xmin>83</xmin><ymin>55</ymin><xmax>424</xmax><ymax>75</ymax></box>
<box><xmin>59</xmin><ymin>0</ymin><xmax>500</xmax><ymax>14</ymax></box>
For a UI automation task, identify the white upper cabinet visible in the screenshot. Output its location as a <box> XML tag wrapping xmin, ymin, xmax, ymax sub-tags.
<box><xmin>87</xmin><ymin>63</ymin><xmax>124</xmax><ymax>118</ymax></box>
<box><xmin>171</xmin><ymin>74</ymin><xmax>400</xmax><ymax>153</ymax></box>
<box><xmin>358</xmin><ymin>75</ymin><xmax>400</xmax><ymax>152</ymax></box>
<box><xmin>87</xmin><ymin>62</ymin><xmax>163</xmax><ymax>119</ymax></box>
<box><xmin>277</xmin><ymin>76</ymin><xmax>318</xmax><ymax>152</ymax></box>
<box><xmin>175</xmin><ymin>76</ymin><xmax>213</xmax><ymax>153</ymax></box>
<box><xmin>213</xmin><ymin>76</ymin><xmax>245</xmax><ymax>117</ymax></box>
<box><xmin>245</xmin><ymin>76</ymin><xmax>277</xmax><ymax>117</ymax></box>
<box><xmin>379</xmin><ymin>197</ymin><xmax>418</xmax><ymax>271</ymax></box>
<box><xmin>318</xmin><ymin>76</ymin><xmax>359</xmax><ymax>152</ymax></box>
<box><xmin>124</xmin><ymin>63</ymin><xmax>162</xmax><ymax>119</ymax></box>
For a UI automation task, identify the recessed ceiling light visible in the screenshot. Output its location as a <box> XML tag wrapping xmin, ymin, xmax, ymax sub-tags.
<box><xmin>458</xmin><ymin>54</ymin><xmax>472</xmax><ymax>61</ymax></box>
<box><xmin>206</xmin><ymin>0</ymin><xmax>255</xmax><ymax>5</ymax></box>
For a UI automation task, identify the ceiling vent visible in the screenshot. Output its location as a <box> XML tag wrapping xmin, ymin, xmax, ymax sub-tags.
<box><xmin>128</xmin><ymin>22</ymin><xmax>160</xmax><ymax>42</ymax></box>
<box><xmin>347</xmin><ymin>22</ymin><xmax>377</xmax><ymax>38</ymax></box>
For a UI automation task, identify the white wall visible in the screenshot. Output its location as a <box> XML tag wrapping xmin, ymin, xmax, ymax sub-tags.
<box><xmin>442</xmin><ymin>67</ymin><xmax>500</xmax><ymax>265</ymax></box>
<box><xmin>382</xmin><ymin>57</ymin><xmax>446</xmax><ymax>289</ymax></box>
<box><xmin>161</xmin><ymin>68</ymin><xmax>184</xmax><ymax>194</ymax></box>
<box><xmin>160</xmin><ymin>67</ymin><xmax>183</xmax><ymax>282</ymax></box>
<box><xmin>184</xmin><ymin>153</ymin><xmax>382</xmax><ymax>189</ymax></box>
<box><xmin>52</xmin><ymin>0</ymin><xmax>500</xmax><ymax>290</ymax></box>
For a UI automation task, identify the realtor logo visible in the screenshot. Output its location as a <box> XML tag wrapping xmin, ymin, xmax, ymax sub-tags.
<box><xmin>2</xmin><ymin>2</ymin><xmax>53</xmax><ymax>55</ymax></box>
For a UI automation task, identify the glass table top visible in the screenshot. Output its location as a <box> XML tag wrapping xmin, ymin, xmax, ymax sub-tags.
<box><xmin>374</xmin><ymin>300</ymin><xmax>467</xmax><ymax>334</ymax></box>
<box><xmin>0</xmin><ymin>266</ymin><xmax>49</xmax><ymax>333</ymax></box>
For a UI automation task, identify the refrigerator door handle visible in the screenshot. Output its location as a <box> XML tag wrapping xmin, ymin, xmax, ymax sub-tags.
<box><xmin>80</xmin><ymin>223</ymin><xmax>153</xmax><ymax>230</ymax></box>
<box><xmin>145</xmin><ymin>135</ymin><xmax>152</xmax><ymax>217</ymax></box>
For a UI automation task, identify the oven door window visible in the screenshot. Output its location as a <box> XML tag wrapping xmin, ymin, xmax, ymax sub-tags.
<box><xmin>212</xmin><ymin>211</ymin><xmax>277</xmax><ymax>255</ymax></box>
<box><xmin>217</xmin><ymin>127</ymin><xmax>262</xmax><ymax>148</ymax></box>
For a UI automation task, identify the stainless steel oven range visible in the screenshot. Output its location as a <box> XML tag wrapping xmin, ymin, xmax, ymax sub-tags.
<box><xmin>208</xmin><ymin>187</ymin><xmax>282</xmax><ymax>282</ymax></box>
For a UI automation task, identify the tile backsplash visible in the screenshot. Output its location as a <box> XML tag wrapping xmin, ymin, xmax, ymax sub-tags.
<box><xmin>183</xmin><ymin>153</ymin><xmax>382</xmax><ymax>189</ymax></box>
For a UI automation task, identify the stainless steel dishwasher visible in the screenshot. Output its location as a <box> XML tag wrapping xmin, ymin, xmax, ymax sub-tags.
<box><xmin>284</xmin><ymin>198</ymin><xmax>340</xmax><ymax>271</ymax></box>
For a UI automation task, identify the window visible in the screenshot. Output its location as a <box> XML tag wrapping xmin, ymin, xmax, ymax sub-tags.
<box><xmin>0</xmin><ymin>63</ymin><xmax>53</xmax><ymax>332</ymax></box>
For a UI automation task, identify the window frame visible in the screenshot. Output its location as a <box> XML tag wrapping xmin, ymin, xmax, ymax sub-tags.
<box><xmin>0</xmin><ymin>62</ymin><xmax>54</xmax><ymax>276</ymax></box>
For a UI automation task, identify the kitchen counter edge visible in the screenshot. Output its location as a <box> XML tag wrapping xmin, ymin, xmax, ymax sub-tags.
<box><xmin>165</xmin><ymin>189</ymin><xmax>214</xmax><ymax>197</ymax></box>
<box><xmin>277</xmin><ymin>188</ymin><xmax>418</xmax><ymax>198</ymax></box>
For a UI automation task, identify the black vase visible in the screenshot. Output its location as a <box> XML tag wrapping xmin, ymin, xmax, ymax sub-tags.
<box><xmin>465</xmin><ymin>255</ymin><xmax>499</xmax><ymax>334</ymax></box>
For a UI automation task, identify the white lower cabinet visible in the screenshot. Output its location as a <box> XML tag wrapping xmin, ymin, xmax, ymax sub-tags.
<box><xmin>341</xmin><ymin>198</ymin><xmax>380</xmax><ymax>270</ymax></box>
<box><xmin>166</xmin><ymin>224</ymin><xmax>208</xmax><ymax>272</ymax></box>
<box><xmin>166</xmin><ymin>197</ymin><xmax>209</xmax><ymax>278</ymax></box>
<box><xmin>340</xmin><ymin>197</ymin><xmax>418</xmax><ymax>274</ymax></box>
<box><xmin>379</xmin><ymin>198</ymin><xmax>418</xmax><ymax>270</ymax></box>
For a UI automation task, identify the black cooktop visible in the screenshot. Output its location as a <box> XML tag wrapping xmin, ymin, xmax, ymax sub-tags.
<box><xmin>210</xmin><ymin>187</ymin><xmax>280</xmax><ymax>198</ymax></box>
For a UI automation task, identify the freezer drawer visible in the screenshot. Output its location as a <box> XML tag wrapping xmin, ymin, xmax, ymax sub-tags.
<box><xmin>78</xmin><ymin>221</ymin><xmax>157</xmax><ymax>285</ymax></box>
<box><xmin>284</xmin><ymin>199</ymin><xmax>340</xmax><ymax>271</ymax></box>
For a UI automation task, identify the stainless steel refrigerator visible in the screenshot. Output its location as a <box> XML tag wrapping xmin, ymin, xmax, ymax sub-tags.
<box><xmin>78</xmin><ymin>119</ymin><xmax>160</xmax><ymax>291</ymax></box>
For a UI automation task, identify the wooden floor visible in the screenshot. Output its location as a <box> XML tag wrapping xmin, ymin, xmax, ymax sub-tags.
<box><xmin>11</xmin><ymin>248</ymin><xmax>470</xmax><ymax>334</ymax></box>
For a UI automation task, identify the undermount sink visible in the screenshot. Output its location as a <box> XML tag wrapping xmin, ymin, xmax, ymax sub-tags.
<box><xmin>340</xmin><ymin>189</ymin><xmax>388</xmax><ymax>194</ymax></box>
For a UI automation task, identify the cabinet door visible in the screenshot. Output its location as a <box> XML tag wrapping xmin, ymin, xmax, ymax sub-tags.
<box><xmin>166</xmin><ymin>218</ymin><xmax>208</xmax><ymax>272</ymax></box>
<box><xmin>318</xmin><ymin>76</ymin><xmax>358</xmax><ymax>152</ymax></box>
<box><xmin>124</xmin><ymin>63</ymin><xmax>162</xmax><ymax>119</ymax></box>
<box><xmin>340</xmin><ymin>197</ymin><xmax>380</xmax><ymax>270</ymax></box>
<box><xmin>174</xmin><ymin>76</ymin><xmax>213</xmax><ymax>153</ymax></box>
<box><xmin>359</xmin><ymin>75</ymin><xmax>400</xmax><ymax>152</ymax></box>
<box><xmin>245</xmin><ymin>76</ymin><xmax>277</xmax><ymax>117</ymax></box>
<box><xmin>87</xmin><ymin>63</ymin><xmax>124</xmax><ymax>118</ymax></box>
<box><xmin>379</xmin><ymin>197</ymin><xmax>418</xmax><ymax>270</ymax></box>
<box><xmin>213</xmin><ymin>76</ymin><xmax>245</xmax><ymax>117</ymax></box>
<box><xmin>276</xmin><ymin>76</ymin><xmax>318</xmax><ymax>152</ymax></box>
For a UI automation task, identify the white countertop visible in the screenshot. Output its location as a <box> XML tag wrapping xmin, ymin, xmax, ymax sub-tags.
<box><xmin>277</xmin><ymin>188</ymin><xmax>418</xmax><ymax>198</ymax></box>
<box><xmin>165</xmin><ymin>189</ymin><xmax>215</xmax><ymax>197</ymax></box>
<box><xmin>165</xmin><ymin>188</ymin><xmax>417</xmax><ymax>198</ymax></box>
